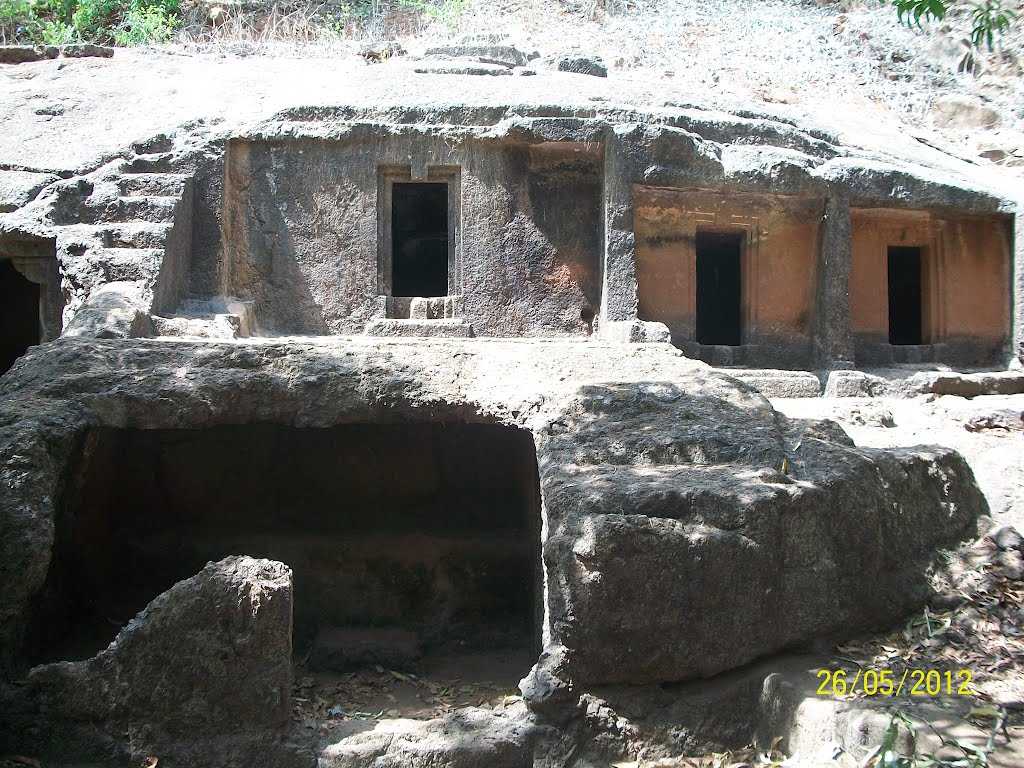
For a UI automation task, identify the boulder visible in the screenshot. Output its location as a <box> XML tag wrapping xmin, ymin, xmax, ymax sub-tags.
<box><xmin>930</xmin><ymin>94</ymin><xmax>1001</xmax><ymax>129</ymax></box>
<box><xmin>538</xmin><ymin>382</ymin><xmax>984</xmax><ymax>684</ymax></box>
<box><xmin>2</xmin><ymin>556</ymin><xmax>294</xmax><ymax>765</ymax></box>
<box><xmin>556</xmin><ymin>54</ymin><xmax>607</xmax><ymax>77</ymax></box>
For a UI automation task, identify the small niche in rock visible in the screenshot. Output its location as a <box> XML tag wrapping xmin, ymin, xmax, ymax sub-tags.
<box><xmin>29</xmin><ymin>423</ymin><xmax>543</xmax><ymax>685</ymax></box>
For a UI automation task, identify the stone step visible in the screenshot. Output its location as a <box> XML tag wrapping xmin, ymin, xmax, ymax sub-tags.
<box><xmin>82</xmin><ymin>247</ymin><xmax>163</xmax><ymax>282</ymax></box>
<box><xmin>92</xmin><ymin>195</ymin><xmax>178</xmax><ymax>224</ymax></box>
<box><xmin>94</xmin><ymin>222</ymin><xmax>173</xmax><ymax>249</ymax></box>
<box><xmin>722</xmin><ymin>368</ymin><xmax>823</xmax><ymax>398</ymax></box>
<box><xmin>365</xmin><ymin>318</ymin><xmax>475</xmax><ymax>338</ymax></box>
<box><xmin>115</xmin><ymin>173</ymin><xmax>186</xmax><ymax>197</ymax></box>
<box><xmin>122</xmin><ymin>153</ymin><xmax>175</xmax><ymax>174</ymax></box>
<box><xmin>131</xmin><ymin>134</ymin><xmax>173</xmax><ymax>155</ymax></box>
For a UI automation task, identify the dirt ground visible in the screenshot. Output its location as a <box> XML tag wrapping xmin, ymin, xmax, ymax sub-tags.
<box><xmin>291</xmin><ymin>648</ymin><xmax>529</xmax><ymax>747</ymax></box>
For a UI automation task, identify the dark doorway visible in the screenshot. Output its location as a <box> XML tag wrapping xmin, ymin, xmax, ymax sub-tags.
<box><xmin>887</xmin><ymin>246</ymin><xmax>923</xmax><ymax>345</ymax></box>
<box><xmin>696</xmin><ymin>231</ymin><xmax>742</xmax><ymax>346</ymax></box>
<box><xmin>1</xmin><ymin>259</ymin><xmax>41</xmax><ymax>375</ymax></box>
<box><xmin>392</xmin><ymin>183</ymin><xmax>449</xmax><ymax>297</ymax></box>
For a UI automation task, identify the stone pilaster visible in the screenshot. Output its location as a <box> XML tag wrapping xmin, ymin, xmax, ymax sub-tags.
<box><xmin>601</xmin><ymin>128</ymin><xmax>638</xmax><ymax>324</ymax></box>
<box><xmin>814</xmin><ymin>194</ymin><xmax>855</xmax><ymax>368</ymax></box>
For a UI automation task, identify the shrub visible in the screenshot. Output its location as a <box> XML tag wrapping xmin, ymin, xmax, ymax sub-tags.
<box><xmin>0</xmin><ymin>0</ymin><xmax>179</xmax><ymax>44</ymax></box>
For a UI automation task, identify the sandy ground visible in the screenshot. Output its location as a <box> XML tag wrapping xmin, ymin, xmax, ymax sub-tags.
<box><xmin>774</xmin><ymin>394</ymin><xmax>1024</xmax><ymax>530</ymax></box>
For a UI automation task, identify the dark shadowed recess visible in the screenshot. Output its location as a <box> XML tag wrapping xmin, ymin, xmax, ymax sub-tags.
<box><xmin>888</xmin><ymin>246</ymin><xmax>923</xmax><ymax>346</ymax></box>
<box><xmin>696</xmin><ymin>231</ymin><xmax>742</xmax><ymax>346</ymax></box>
<box><xmin>28</xmin><ymin>423</ymin><xmax>542</xmax><ymax>666</ymax></box>
<box><xmin>392</xmin><ymin>182</ymin><xmax>449</xmax><ymax>297</ymax></box>
<box><xmin>0</xmin><ymin>259</ymin><xmax>41</xmax><ymax>375</ymax></box>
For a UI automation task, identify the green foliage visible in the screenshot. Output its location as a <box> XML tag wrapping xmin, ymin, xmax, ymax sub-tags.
<box><xmin>889</xmin><ymin>0</ymin><xmax>1018</xmax><ymax>51</ymax></box>
<box><xmin>0</xmin><ymin>0</ymin><xmax>178</xmax><ymax>44</ymax></box>
<box><xmin>395</xmin><ymin>0</ymin><xmax>468</xmax><ymax>29</ymax></box>
<box><xmin>967</xmin><ymin>0</ymin><xmax>1017</xmax><ymax>49</ymax></box>
<box><xmin>864</xmin><ymin>708</ymin><xmax>1005</xmax><ymax>768</ymax></box>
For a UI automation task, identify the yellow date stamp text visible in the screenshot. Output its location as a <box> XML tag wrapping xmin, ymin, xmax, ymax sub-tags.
<box><xmin>815</xmin><ymin>668</ymin><xmax>975</xmax><ymax>698</ymax></box>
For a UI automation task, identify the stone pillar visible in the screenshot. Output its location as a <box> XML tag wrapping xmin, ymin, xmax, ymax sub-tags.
<box><xmin>814</xmin><ymin>194</ymin><xmax>855</xmax><ymax>369</ymax></box>
<box><xmin>1013</xmin><ymin>205</ymin><xmax>1024</xmax><ymax>367</ymax></box>
<box><xmin>601</xmin><ymin>128</ymin><xmax>638</xmax><ymax>324</ymax></box>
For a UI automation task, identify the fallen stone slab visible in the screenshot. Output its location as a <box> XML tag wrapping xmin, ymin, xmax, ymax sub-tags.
<box><xmin>60</xmin><ymin>44</ymin><xmax>114</xmax><ymax>59</ymax></box>
<box><xmin>424</xmin><ymin>44</ymin><xmax>530</xmax><ymax>68</ymax></box>
<box><xmin>902</xmin><ymin>370</ymin><xmax>1024</xmax><ymax>398</ymax></box>
<box><xmin>413</xmin><ymin>61</ymin><xmax>514</xmax><ymax>76</ymax></box>
<box><xmin>1</xmin><ymin>556</ymin><xmax>294</xmax><ymax>765</ymax></box>
<box><xmin>310</xmin><ymin>627</ymin><xmax>422</xmax><ymax>672</ymax></box>
<box><xmin>724</xmin><ymin>368</ymin><xmax>822</xmax><ymax>398</ymax></box>
<box><xmin>0</xmin><ymin>45</ymin><xmax>58</xmax><ymax>64</ymax></box>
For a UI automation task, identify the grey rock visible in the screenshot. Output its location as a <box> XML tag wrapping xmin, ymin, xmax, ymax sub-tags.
<box><xmin>423</xmin><ymin>44</ymin><xmax>529</xmax><ymax>68</ymax></box>
<box><xmin>556</xmin><ymin>54</ymin><xmax>607</xmax><ymax>77</ymax></box>
<box><xmin>519</xmin><ymin>645</ymin><xmax>578</xmax><ymax>724</ymax></box>
<box><xmin>413</xmin><ymin>62</ymin><xmax>514</xmax><ymax>76</ymax></box>
<box><xmin>364</xmin><ymin>318</ymin><xmax>475</xmax><ymax>337</ymax></box>
<box><xmin>59</xmin><ymin>44</ymin><xmax>114</xmax><ymax>59</ymax></box>
<box><xmin>0</xmin><ymin>45</ymin><xmax>58</xmax><ymax>64</ymax></box>
<box><xmin>62</xmin><ymin>281</ymin><xmax>154</xmax><ymax>339</ymax></box>
<box><xmin>930</xmin><ymin>94</ymin><xmax>1001</xmax><ymax>129</ymax></box>
<box><xmin>824</xmin><ymin>370</ymin><xmax>890</xmax><ymax>398</ymax></box>
<box><xmin>726</xmin><ymin>369</ymin><xmax>823</xmax><ymax>398</ymax></box>
<box><xmin>993</xmin><ymin>525</ymin><xmax>1024</xmax><ymax>551</ymax></box>
<box><xmin>903</xmin><ymin>371</ymin><xmax>1024</xmax><ymax>397</ymax></box>
<box><xmin>0</xmin><ymin>170</ymin><xmax>57</xmax><ymax>213</ymax></box>
<box><xmin>359</xmin><ymin>41</ymin><xmax>405</xmax><ymax>62</ymax></box>
<box><xmin>318</xmin><ymin>702</ymin><xmax>550</xmax><ymax>768</ymax></box>
<box><xmin>998</xmin><ymin>550</ymin><xmax>1024</xmax><ymax>580</ymax></box>
<box><xmin>4</xmin><ymin>556</ymin><xmax>293</xmax><ymax>764</ymax></box>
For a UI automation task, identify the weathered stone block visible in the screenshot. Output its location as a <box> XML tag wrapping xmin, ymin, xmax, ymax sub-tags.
<box><xmin>2</xmin><ymin>557</ymin><xmax>293</xmax><ymax>764</ymax></box>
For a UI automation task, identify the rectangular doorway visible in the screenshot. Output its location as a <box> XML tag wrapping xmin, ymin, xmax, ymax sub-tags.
<box><xmin>695</xmin><ymin>231</ymin><xmax>742</xmax><ymax>346</ymax></box>
<box><xmin>887</xmin><ymin>246</ymin><xmax>923</xmax><ymax>345</ymax></box>
<box><xmin>391</xmin><ymin>182</ymin><xmax>449</xmax><ymax>298</ymax></box>
<box><xmin>1</xmin><ymin>259</ymin><xmax>41</xmax><ymax>375</ymax></box>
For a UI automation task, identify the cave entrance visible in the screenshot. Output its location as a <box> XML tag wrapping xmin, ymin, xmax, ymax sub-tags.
<box><xmin>695</xmin><ymin>231</ymin><xmax>742</xmax><ymax>346</ymax></box>
<box><xmin>887</xmin><ymin>246</ymin><xmax>923</xmax><ymax>346</ymax></box>
<box><xmin>33</xmin><ymin>423</ymin><xmax>542</xmax><ymax>705</ymax></box>
<box><xmin>392</xmin><ymin>182</ymin><xmax>449</xmax><ymax>298</ymax></box>
<box><xmin>0</xmin><ymin>259</ymin><xmax>41</xmax><ymax>375</ymax></box>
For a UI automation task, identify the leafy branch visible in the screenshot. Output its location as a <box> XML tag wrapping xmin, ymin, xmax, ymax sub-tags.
<box><xmin>889</xmin><ymin>0</ymin><xmax>1018</xmax><ymax>51</ymax></box>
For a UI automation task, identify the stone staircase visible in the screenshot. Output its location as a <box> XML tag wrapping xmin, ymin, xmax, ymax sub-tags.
<box><xmin>16</xmin><ymin>132</ymin><xmax>253</xmax><ymax>339</ymax></box>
